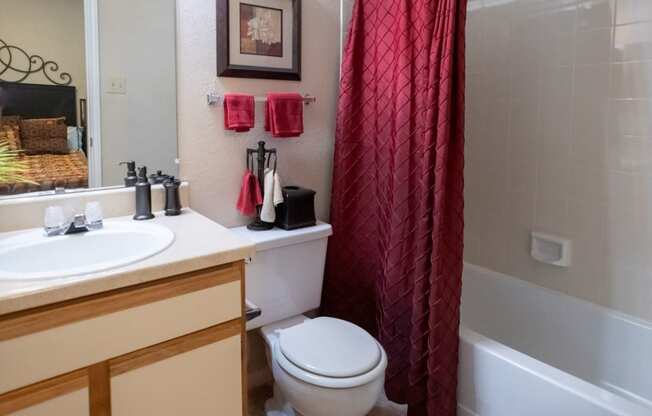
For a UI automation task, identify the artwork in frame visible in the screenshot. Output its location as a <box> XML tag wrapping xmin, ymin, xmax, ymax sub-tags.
<box><xmin>217</xmin><ymin>0</ymin><xmax>301</xmax><ymax>80</ymax></box>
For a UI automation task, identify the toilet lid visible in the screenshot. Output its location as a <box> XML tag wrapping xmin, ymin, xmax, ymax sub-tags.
<box><xmin>278</xmin><ymin>317</ymin><xmax>381</xmax><ymax>378</ymax></box>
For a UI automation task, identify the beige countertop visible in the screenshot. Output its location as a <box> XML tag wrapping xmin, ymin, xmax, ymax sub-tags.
<box><xmin>0</xmin><ymin>209</ymin><xmax>255</xmax><ymax>315</ymax></box>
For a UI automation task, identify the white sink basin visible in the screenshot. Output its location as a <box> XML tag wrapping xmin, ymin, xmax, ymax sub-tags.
<box><xmin>0</xmin><ymin>221</ymin><xmax>175</xmax><ymax>281</ymax></box>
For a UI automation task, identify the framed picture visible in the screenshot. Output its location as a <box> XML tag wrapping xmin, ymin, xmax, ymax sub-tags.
<box><xmin>217</xmin><ymin>0</ymin><xmax>301</xmax><ymax>80</ymax></box>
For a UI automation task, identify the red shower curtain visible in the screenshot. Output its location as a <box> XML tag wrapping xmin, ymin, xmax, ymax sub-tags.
<box><xmin>322</xmin><ymin>0</ymin><xmax>466</xmax><ymax>414</ymax></box>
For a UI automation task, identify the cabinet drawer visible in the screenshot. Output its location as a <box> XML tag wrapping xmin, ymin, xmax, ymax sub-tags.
<box><xmin>0</xmin><ymin>264</ymin><xmax>242</xmax><ymax>394</ymax></box>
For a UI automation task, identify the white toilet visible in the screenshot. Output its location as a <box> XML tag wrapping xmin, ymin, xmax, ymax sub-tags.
<box><xmin>230</xmin><ymin>222</ymin><xmax>387</xmax><ymax>416</ymax></box>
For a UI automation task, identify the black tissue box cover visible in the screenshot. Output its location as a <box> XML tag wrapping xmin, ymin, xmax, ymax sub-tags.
<box><xmin>275</xmin><ymin>186</ymin><xmax>316</xmax><ymax>230</ymax></box>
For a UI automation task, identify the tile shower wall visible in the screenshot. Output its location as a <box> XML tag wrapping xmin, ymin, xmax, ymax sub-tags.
<box><xmin>465</xmin><ymin>0</ymin><xmax>652</xmax><ymax>321</ymax></box>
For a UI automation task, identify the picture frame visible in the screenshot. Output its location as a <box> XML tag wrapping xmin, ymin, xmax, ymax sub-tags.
<box><xmin>217</xmin><ymin>0</ymin><xmax>301</xmax><ymax>81</ymax></box>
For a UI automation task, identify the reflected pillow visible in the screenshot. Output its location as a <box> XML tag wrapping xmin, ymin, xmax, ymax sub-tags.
<box><xmin>0</xmin><ymin>125</ymin><xmax>21</xmax><ymax>151</ymax></box>
<box><xmin>0</xmin><ymin>115</ymin><xmax>21</xmax><ymax>130</ymax></box>
<box><xmin>20</xmin><ymin>117</ymin><xmax>69</xmax><ymax>154</ymax></box>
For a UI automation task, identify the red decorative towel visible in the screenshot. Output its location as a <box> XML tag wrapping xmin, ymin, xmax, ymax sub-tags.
<box><xmin>236</xmin><ymin>170</ymin><xmax>263</xmax><ymax>216</ymax></box>
<box><xmin>264</xmin><ymin>93</ymin><xmax>304</xmax><ymax>137</ymax></box>
<box><xmin>224</xmin><ymin>93</ymin><xmax>255</xmax><ymax>132</ymax></box>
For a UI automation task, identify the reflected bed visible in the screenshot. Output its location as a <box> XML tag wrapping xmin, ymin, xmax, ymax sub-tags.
<box><xmin>0</xmin><ymin>81</ymin><xmax>88</xmax><ymax>196</ymax></box>
<box><xmin>0</xmin><ymin>150</ymin><xmax>88</xmax><ymax>195</ymax></box>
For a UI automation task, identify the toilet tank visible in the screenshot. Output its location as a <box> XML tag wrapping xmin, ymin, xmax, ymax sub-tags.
<box><xmin>230</xmin><ymin>222</ymin><xmax>332</xmax><ymax>330</ymax></box>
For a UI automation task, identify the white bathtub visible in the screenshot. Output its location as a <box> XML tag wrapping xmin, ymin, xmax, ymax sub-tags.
<box><xmin>458</xmin><ymin>263</ymin><xmax>652</xmax><ymax>416</ymax></box>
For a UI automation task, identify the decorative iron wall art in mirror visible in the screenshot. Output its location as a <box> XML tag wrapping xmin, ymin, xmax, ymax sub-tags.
<box><xmin>217</xmin><ymin>0</ymin><xmax>301</xmax><ymax>80</ymax></box>
<box><xmin>0</xmin><ymin>38</ymin><xmax>72</xmax><ymax>86</ymax></box>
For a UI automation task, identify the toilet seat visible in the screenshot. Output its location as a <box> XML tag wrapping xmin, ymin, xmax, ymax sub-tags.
<box><xmin>274</xmin><ymin>341</ymin><xmax>387</xmax><ymax>389</ymax></box>
<box><xmin>273</xmin><ymin>317</ymin><xmax>388</xmax><ymax>389</ymax></box>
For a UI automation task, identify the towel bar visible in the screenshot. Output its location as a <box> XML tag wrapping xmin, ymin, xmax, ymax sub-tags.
<box><xmin>207</xmin><ymin>93</ymin><xmax>316</xmax><ymax>106</ymax></box>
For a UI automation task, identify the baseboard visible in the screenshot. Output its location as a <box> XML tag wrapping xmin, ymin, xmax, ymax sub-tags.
<box><xmin>458</xmin><ymin>403</ymin><xmax>479</xmax><ymax>416</ymax></box>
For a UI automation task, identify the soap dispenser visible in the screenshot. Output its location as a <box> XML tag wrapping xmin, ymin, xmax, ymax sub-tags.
<box><xmin>133</xmin><ymin>167</ymin><xmax>155</xmax><ymax>220</ymax></box>
<box><xmin>119</xmin><ymin>161</ymin><xmax>138</xmax><ymax>187</ymax></box>
<box><xmin>163</xmin><ymin>176</ymin><xmax>182</xmax><ymax>216</ymax></box>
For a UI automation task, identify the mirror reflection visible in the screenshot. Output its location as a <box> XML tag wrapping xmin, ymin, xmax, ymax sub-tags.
<box><xmin>0</xmin><ymin>0</ymin><xmax>178</xmax><ymax>197</ymax></box>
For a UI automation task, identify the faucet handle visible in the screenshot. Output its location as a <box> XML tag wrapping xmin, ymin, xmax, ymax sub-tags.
<box><xmin>44</xmin><ymin>206</ymin><xmax>66</xmax><ymax>236</ymax></box>
<box><xmin>44</xmin><ymin>206</ymin><xmax>65</xmax><ymax>226</ymax></box>
<box><xmin>84</xmin><ymin>202</ymin><xmax>104</xmax><ymax>230</ymax></box>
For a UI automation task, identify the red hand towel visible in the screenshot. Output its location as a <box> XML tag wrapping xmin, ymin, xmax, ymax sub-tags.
<box><xmin>224</xmin><ymin>93</ymin><xmax>255</xmax><ymax>132</ymax></box>
<box><xmin>236</xmin><ymin>170</ymin><xmax>263</xmax><ymax>216</ymax></box>
<box><xmin>264</xmin><ymin>93</ymin><xmax>304</xmax><ymax>137</ymax></box>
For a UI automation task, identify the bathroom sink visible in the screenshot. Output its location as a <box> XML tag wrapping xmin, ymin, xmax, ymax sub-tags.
<box><xmin>0</xmin><ymin>222</ymin><xmax>175</xmax><ymax>281</ymax></box>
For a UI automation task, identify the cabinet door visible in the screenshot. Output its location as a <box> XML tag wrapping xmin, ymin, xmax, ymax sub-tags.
<box><xmin>11</xmin><ymin>388</ymin><xmax>89</xmax><ymax>416</ymax></box>
<box><xmin>111</xmin><ymin>334</ymin><xmax>243</xmax><ymax>416</ymax></box>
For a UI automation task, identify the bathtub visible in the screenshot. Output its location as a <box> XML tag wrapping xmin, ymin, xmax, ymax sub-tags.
<box><xmin>458</xmin><ymin>263</ymin><xmax>652</xmax><ymax>416</ymax></box>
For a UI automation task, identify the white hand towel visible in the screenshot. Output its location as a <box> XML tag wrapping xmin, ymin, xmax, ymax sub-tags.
<box><xmin>273</xmin><ymin>172</ymin><xmax>283</xmax><ymax>206</ymax></box>
<box><xmin>260</xmin><ymin>168</ymin><xmax>276</xmax><ymax>223</ymax></box>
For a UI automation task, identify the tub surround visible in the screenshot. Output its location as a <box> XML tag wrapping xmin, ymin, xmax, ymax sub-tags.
<box><xmin>464</xmin><ymin>0</ymin><xmax>652</xmax><ymax>323</ymax></box>
<box><xmin>0</xmin><ymin>208</ymin><xmax>254</xmax><ymax>315</ymax></box>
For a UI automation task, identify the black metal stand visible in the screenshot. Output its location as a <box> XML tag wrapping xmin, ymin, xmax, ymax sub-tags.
<box><xmin>247</xmin><ymin>141</ymin><xmax>276</xmax><ymax>231</ymax></box>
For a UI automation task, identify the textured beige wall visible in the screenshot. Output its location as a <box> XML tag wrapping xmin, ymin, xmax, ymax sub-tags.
<box><xmin>465</xmin><ymin>0</ymin><xmax>652</xmax><ymax>322</ymax></box>
<box><xmin>177</xmin><ymin>0</ymin><xmax>341</xmax><ymax>389</ymax></box>
<box><xmin>176</xmin><ymin>0</ymin><xmax>340</xmax><ymax>228</ymax></box>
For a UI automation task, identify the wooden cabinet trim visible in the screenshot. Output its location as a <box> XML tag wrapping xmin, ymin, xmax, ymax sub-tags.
<box><xmin>0</xmin><ymin>369</ymin><xmax>88</xmax><ymax>415</ymax></box>
<box><xmin>0</xmin><ymin>262</ymin><xmax>241</xmax><ymax>341</ymax></box>
<box><xmin>109</xmin><ymin>318</ymin><xmax>241</xmax><ymax>377</ymax></box>
<box><xmin>239</xmin><ymin>261</ymin><xmax>248</xmax><ymax>416</ymax></box>
<box><xmin>89</xmin><ymin>362</ymin><xmax>111</xmax><ymax>416</ymax></box>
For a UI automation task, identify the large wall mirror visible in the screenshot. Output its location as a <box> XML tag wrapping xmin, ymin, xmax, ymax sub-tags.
<box><xmin>0</xmin><ymin>0</ymin><xmax>178</xmax><ymax>197</ymax></box>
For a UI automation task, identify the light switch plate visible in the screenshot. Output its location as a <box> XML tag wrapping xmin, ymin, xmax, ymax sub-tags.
<box><xmin>107</xmin><ymin>77</ymin><xmax>127</xmax><ymax>94</ymax></box>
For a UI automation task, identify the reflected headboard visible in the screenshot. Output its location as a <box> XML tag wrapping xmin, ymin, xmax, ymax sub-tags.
<box><xmin>0</xmin><ymin>81</ymin><xmax>77</xmax><ymax>126</ymax></box>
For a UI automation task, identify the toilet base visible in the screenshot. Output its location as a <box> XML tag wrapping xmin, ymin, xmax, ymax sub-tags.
<box><xmin>264</xmin><ymin>383</ymin><xmax>401</xmax><ymax>416</ymax></box>
<box><xmin>265</xmin><ymin>384</ymin><xmax>298</xmax><ymax>416</ymax></box>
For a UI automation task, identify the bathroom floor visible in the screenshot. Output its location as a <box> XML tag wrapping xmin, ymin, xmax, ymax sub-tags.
<box><xmin>248</xmin><ymin>385</ymin><xmax>407</xmax><ymax>416</ymax></box>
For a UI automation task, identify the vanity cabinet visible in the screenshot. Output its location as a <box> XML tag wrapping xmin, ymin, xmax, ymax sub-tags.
<box><xmin>0</xmin><ymin>262</ymin><xmax>246</xmax><ymax>416</ymax></box>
